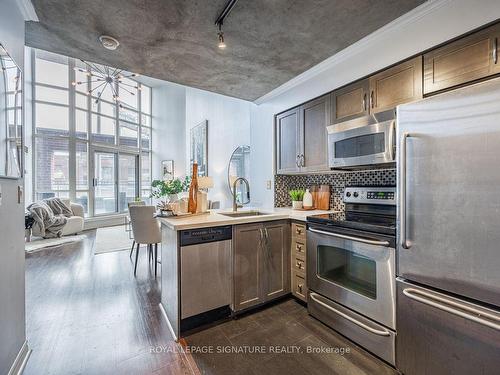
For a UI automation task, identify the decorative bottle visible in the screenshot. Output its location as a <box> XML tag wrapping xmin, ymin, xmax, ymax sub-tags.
<box><xmin>188</xmin><ymin>163</ymin><xmax>198</xmax><ymax>214</ymax></box>
<box><xmin>303</xmin><ymin>188</ymin><xmax>313</xmax><ymax>209</ymax></box>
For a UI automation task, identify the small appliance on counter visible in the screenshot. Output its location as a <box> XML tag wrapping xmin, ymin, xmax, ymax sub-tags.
<box><xmin>306</xmin><ymin>186</ymin><xmax>397</xmax><ymax>365</ymax></box>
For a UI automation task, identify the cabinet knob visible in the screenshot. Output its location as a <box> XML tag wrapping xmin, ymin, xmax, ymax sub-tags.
<box><xmin>298</xmin><ymin>284</ymin><xmax>303</xmax><ymax>293</ymax></box>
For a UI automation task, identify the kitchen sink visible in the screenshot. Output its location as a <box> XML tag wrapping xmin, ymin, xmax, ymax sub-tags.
<box><xmin>219</xmin><ymin>211</ymin><xmax>271</xmax><ymax>218</ymax></box>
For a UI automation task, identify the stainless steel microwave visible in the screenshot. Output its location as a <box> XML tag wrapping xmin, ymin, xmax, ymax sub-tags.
<box><xmin>327</xmin><ymin>114</ymin><xmax>396</xmax><ymax>169</ymax></box>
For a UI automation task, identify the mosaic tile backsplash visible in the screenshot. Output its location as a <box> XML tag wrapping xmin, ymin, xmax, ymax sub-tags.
<box><xmin>274</xmin><ymin>169</ymin><xmax>396</xmax><ymax>212</ymax></box>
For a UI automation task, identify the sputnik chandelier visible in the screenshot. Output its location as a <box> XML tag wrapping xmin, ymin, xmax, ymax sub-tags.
<box><xmin>72</xmin><ymin>60</ymin><xmax>141</xmax><ymax>107</ymax></box>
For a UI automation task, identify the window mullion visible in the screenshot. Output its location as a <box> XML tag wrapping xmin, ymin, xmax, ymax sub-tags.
<box><xmin>68</xmin><ymin>58</ymin><xmax>76</xmax><ymax>201</ymax></box>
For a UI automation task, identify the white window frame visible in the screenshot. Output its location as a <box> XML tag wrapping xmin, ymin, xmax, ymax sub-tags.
<box><xmin>31</xmin><ymin>49</ymin><xmax>152</xmax><ymax>217</ymax></box>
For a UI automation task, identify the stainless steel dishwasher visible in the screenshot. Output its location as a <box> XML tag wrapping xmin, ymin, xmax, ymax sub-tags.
<box><xmin>179</xmin><ymin>225</ymin><xmax>232</xmax><ymax>320</ymax></box>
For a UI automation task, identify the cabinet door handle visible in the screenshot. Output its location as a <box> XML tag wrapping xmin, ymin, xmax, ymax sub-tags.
<box><xmin>494</xmin><ymin>37</ymin><xmax>498</xmax><ymax>64</ymax></box>
<box><xmin>296</xmin><ymin>260</ymin><xmax>304</xmax><ymax>270</ymax></box>
<box><xmin>363</xmin><ymin>93</ymin><xmax>367</xmax><ymax>111</ymax></box>
<box><xmin>300</xmin><ymin>154</ymin><xmax>305</xmax><ymax>167</ymax></box>
<box><xmin>298</xmin><ymin>284</ymin><xmax>303</xmax><ymax>293</ymax></box>
<box><xmin>296</xmin><ymin>155</ymin><xmax>300</xmax><ymax>168</ymax></box>
<box><xmin>370</xmin><ymin>90</ymin><xmax>374</xmax><ymax>109</ymax></box>
<box><xmin>296</xmin><ymin>244</ymin><xmax>303</xmax><ymax>252</ymax></box>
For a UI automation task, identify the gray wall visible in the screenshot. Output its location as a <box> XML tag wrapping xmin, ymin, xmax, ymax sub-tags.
<box><xmin>0</xmin><ymin>0</ymin><xmax>27</xmax><ymax>374</ymax></box>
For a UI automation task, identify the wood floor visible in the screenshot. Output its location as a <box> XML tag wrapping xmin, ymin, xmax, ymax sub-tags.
<box><xmin>24</xmin><ymin>231</ymin><xmax>194</xmax><ymax>375</ymax></box>
<box><xmin>185</xmin><ymin>299</ymin><xmax>397</xmax><ymax>375</ymax></box>
<box><xmin>24</xmin><ymin>230</ymin><xmax>396</xmax><ymax>375</ymax></box>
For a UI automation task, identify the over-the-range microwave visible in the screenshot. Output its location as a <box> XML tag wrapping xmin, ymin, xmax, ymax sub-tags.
<box><xmin>327</xmin><ymin>110</ymin><xmax>396</xmax><ymax>169</ymax></box>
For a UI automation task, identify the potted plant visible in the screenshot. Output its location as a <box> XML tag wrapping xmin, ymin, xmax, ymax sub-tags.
<box><xmin>289</xmin><ymin>189</ymin><xmax>305</xmax><ymax>209</ymax></box>
<box><xmin>151</xmin><ymin>176</ymin><xmax>191</xmax><ymax>204</ymax></box>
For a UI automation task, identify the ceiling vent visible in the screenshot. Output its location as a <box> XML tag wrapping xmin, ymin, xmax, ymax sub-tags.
<box><xmin>99</xmin><ymin>35</ymin><xmax>120</xmax><ymax>50</ymax></box>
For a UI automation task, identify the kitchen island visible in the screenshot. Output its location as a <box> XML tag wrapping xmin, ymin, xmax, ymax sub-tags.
<box><xmin>158</xmin><ymin>207</ymin><xmax>334</xmax><ymax>340</ymax></box>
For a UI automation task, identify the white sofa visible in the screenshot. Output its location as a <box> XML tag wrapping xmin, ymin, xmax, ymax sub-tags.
<box><xmin>31</xmin><ymin>199</ymin><xmax>85</xmax><ymax>237</ymax></box>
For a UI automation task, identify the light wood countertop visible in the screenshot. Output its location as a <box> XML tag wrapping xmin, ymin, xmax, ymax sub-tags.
<box><xmin>159</xmin><ymin>207</ymin><xmax>337</xmax><ymax>231</ymax></box>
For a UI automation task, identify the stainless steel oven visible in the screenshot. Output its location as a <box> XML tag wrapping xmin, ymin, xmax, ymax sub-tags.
<box><xmin>307</xmin><ymin>226</ymin><xmax>396</xmax><ymax>329</ymax></box>
<box><xmin>306</xmin><ymin>186</ymin><xmax>397</xmax><ymax>365</ymax></box>
<box><xmin>327</xmin><ymin>116</ymin><xmax>396</xmax><ymax>169</ymax></box>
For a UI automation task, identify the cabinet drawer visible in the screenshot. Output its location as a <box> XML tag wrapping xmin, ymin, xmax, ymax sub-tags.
<box><xmin>293</xmin><ymin>256</ymin><xmax>306</xmax><ymax>272</ymax></box>
<box><xmin>292</xmin><ymin>223</ymin><xmax>306</xmax><ymax>241</ymax></box>
<box><xmin>292</xmin><ymin>271</ymin><xmax>307</xmax><ymax>301</ymax></box>
<box><xmin>292</xmin><ymin>239</ymin><xmax>306</xmax><ymax>258</ymax></box>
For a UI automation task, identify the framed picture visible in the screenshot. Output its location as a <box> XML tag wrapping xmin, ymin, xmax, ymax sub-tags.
<box><xmin>161</xmin><ymin>160</ymin><xmax>174</xmax><ymax>181</ymax></box>
<box><xmin>190</xmin><ymin>120</ymin><xmax>208</xmax><ymax>176</ymax></box>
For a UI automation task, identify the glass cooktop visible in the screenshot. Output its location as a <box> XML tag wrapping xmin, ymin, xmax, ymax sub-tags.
<box><xmin>307</xmin><ymin>211</ymin><xmax>396</xmax><ymax>236</ymax></box>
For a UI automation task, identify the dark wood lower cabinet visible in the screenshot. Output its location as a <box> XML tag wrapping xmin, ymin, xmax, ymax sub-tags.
<box><xmin>233</xmin><ymin>221</ymin><xmax>290</xmax><ymax>312</ymax></box>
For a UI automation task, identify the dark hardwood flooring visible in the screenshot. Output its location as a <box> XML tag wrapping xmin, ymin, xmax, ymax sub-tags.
<box><xmin>24</xmin><ymin>230</ymin><xmax>397</xmax><ymax>375</ymax></box>
<box><xmin>185</xmin><ymin>299</ymin><xmax>397</xmax><ymax>375</ymax></box>
<box><xmin>24</xmin><ymin>231</ymin><xmax>194</xmax><ymax>375</ymax></box>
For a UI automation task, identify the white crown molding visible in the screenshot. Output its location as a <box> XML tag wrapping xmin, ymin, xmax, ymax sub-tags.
<box><xmin>16</xmin><ymin>0</ymin><xmax>39</xmax><ymax>21</ymax></box>
<box><xmin>254</xmin><ymin>0</ymin><xmax>452</xmax><ymax>105</ymax></box>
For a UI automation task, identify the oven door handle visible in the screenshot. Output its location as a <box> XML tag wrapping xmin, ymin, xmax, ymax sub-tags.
<box><xmin>310</xmin><ymin>293</ymin><xmax>391</xmax><ymax>336</ymax></box>
<box><xmin>308</xmin><ymin>227</ymin><xmax>390</xmax><ymax>247</ymax></box>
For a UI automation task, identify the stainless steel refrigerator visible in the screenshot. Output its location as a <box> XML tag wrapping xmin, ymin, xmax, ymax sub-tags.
<box><xmin>396</xmin><ymin>77</ymin><xmax>500</xmax><ymax>374</ymax></box>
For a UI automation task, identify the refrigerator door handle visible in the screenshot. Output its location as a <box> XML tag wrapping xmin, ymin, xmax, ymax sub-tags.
<box><xmin>400</xmin><ymin>132</ymin><xmax>411</xmax><ymax>249</ymax></box>
<box><xmin>310</xmin><ymin>293</ymin><xmax>391</xmax><ymax>336</ymax></box>
<box><xmin>403</xmin><ymin>288</ymin><xmax>500</xmax><ymax>331</ymax></box>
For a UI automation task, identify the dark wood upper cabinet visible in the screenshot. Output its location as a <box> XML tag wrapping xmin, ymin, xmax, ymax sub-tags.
<box><xmin>369</xmin><ymin>56</ymin><xmax>423</xmax><ymax>113</ymax></box>
<box><xmin>275</xmin><ymin>108</ymin><xmax>300</xmax><ymax>174</ymax></box>
<box><xmin>330</xmin><ymin>79</ymin><xmax>369</xmax><ymax>124</ymax></box>
<box><xmin>299</xmin><ymin>94</ymin><xmax>329</xmax><ymax>173</ymax></box>
<box><xmin>424</xmin><ymin>23</ymin><xmax>500</xmax><ymax>94</ymax></box>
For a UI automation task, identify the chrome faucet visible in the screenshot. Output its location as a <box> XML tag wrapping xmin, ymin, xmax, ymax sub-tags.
<box><xmin>232</xmin><ymin>177</ymin><xmax>250</xmax><ymax>212</ymax></box>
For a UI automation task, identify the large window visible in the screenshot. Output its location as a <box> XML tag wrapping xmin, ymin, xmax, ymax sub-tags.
<box><xmin>33</xmin><ymin>50</ymin><xmax>152</xmax><ymax>216</ymax></box>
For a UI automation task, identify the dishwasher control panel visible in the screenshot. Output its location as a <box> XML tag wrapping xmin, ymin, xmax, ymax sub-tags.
<box><xmin>180</xmin><ymin>225</ymin><xmax>232</xmax><ymax>246</ymax></box>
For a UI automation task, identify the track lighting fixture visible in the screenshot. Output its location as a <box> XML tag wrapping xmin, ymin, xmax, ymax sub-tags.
<box><xmin>217</xmin><ymin>24</ymin><xmax>226</xmax><ymax>49</ymax></box>
<box><xmin>215</xmin><ymin>0</ymin><xmax>238</xmax><ymax>49</ymax></box>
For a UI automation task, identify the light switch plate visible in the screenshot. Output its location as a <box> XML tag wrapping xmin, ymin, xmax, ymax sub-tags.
<box><xmin>266</xmin><ymin>180</ymin><xmax>272</xmax><ymax>190</ymax></box>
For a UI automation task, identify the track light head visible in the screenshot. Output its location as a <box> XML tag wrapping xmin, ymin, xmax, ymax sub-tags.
<box><xmin>218</xmin><ymin>32</ymin><xmax>226</xmax><ymax>49</ymax></box>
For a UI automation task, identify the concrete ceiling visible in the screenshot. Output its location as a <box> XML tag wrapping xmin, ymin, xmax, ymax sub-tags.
<box><xmin>26</xmin><ymin>0</ymin><xmax>426</xmax><ymax>101</ymax></box>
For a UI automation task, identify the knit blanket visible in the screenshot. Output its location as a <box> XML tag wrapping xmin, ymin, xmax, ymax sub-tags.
<box><xmin>27</xmin><ymin>198</ymin><xmax>73</xmax><ymax>238</ymax></box>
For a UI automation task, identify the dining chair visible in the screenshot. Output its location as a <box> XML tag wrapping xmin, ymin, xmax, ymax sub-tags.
<box><xmin>127</xmin><ymin>201</ymin><xmax>145</xmax><ymax>259</ymax></box>
<box><xmin>129</xmin><ymin>205</ymin><xmax>161</xmax><ymax>278</ymax></box>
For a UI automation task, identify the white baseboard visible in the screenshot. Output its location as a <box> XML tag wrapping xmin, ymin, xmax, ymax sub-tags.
<box><xmin>8</xmin><ymin>341</ymin><xmax>31</xmax><ymax>375</ymax></box>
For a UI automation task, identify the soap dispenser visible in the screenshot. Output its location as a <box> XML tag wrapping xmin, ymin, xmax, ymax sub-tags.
<box><xmin>303</xmin><ymin>188</ymin><xmax>313</xmax><ymax>209</ymax></box>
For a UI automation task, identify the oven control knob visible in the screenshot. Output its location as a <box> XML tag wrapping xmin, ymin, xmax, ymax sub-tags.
<box><xmin>353</xmin><ymin>192</ymin><xmax>359</xmax><ymax>198</ymax></box>
<box><xmin>346</xmin><ymin>192</ymin><xmax>351</xmax><ymax>197</ymax></box>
